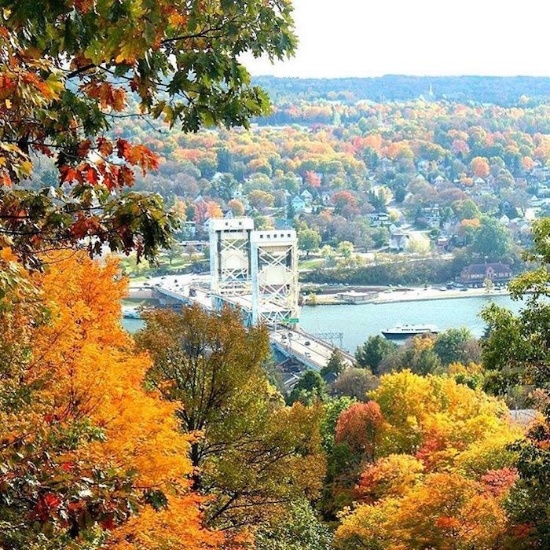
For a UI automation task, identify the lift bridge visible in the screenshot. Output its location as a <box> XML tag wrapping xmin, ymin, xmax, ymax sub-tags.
<box><xmin>207</xmin><ymin>218</ymin><xmax>354</xmax><ymax>370</ymax></box>
<box><xmin>148</xmin><ymin>218</ymin><xmax>353</xmax><ymax>370</ymax></box>
<box><xmin>209</xmin><ymin>218</ymin><xmax>300</xmax><ymax>327</ymax></box>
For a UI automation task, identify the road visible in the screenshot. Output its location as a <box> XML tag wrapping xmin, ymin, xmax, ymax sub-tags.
<box><xmin>271</xmin><ymin>328</ymin><xmax>355</xmax><ymax>370</ymax></box>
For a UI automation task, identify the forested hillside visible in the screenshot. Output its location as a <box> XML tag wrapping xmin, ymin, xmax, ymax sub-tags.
<box><xmin>254</xmin><ymin>75</ymin><xmax>550</xmax><ymax>105</ymax></box>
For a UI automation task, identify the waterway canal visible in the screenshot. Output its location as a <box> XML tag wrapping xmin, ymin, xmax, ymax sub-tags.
<box><xmin>123</xmin><ymin>294</ymin><xmax>526</xmax><ymax>355</ymax></box>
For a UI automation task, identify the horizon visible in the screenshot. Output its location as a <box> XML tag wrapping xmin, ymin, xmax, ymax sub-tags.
<box><xmin>251</xmin><ymin>74</ymin><xmax>550</xmax><ymax>80</ymax></box>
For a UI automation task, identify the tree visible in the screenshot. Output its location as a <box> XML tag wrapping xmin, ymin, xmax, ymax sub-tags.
<box><xmin>470</xmin><ymin>156</ymin><xmax>491</xmax><ymax>178</ymax></box>
<box><xmin>338</xmin><ymin>241</ymin><xmax>354</xmax><ymax>259</ymax></box>
<box><xmin>470</xmin><ymin>216</ymin><xmax>514</xmax><ymax>262</ymax></box>
<box><xmin>248</xmin><ymin>189</ymin><xmax>275</xmax><ymax>211</ymax></box>
<box><xmin>332</xmin><ymin>191</ymin><xmax>359</xmax><ymax>217</ymax></box>
<box><xmin>320</xmin><ymin>244</ymin><xmax>336</xmax><ymax>267</ymax></box>
<box><xmin>254</xmin><ymin>498</ymin><xmax>333</xmax><ymax>550</ymax></box>
<box><xmin>379</xmin><ymin>335</ymin><xmax>441</xmax><ymax>377</ymax></box>
<box><xmin>210</xmin><ymin>173</ymin><xmax>239</xmax><ymax>202</ymax></box>
<box><xmin>355</xmin><ymin>335</ymin><xmax>399</xmax><ymax>375</ymax></box>
<box><xmin>228</xmin><ymin>198</ymin><xmax>245</xmax><ymax>217</ymax></box>
<box><xmin>0</xmin><ymin>0</ymin><xmax>296</xmax><ymax>266</ymax></box>
<box><xmin>0</xmin><ymin>251</ymin><xmax>219</xmax><ymax>549</ymax></box>
<box><xmin>136</xmin><ymin>305</ymin><xmax>326</xmax><ymax>534</ymax></box>
<box><xmin>355</xmin><ymin>454</ymin><xmax>424</xmax><ymax>504</ymax></box>
<box><xmin>333</xmin><ymin>367</ymin><xmax>521</xmax><ymax>550</ymax></box>
<box><xmin>331</xmin><ymin>368</ymin><xmax>379</xmax><ymax>402</ymax></box>
<box><xmin>298</xmin><ymin>227</ymin><xmax>322</xmax><ymax>257</ymax></box>
<box><xmin>369</xmin><ymin>370</ymin><xmax>515</xmax><ymax>458</ymax></box>
<box><xmin>288</xmin><ymin>370</ymin><xmax>329</xmax><ymax>405</ymax></box>
<box><xmin>335</xmin><ymin>402</ymin><xmax>384</xmax><ymax>464</ymax></box>
<box><xmin>433</xmin><ymin>327</ymin><xmax>480</xmax><ymax>366</ymax></box>
<box><xmin>321</xmin><ymin>349</ymin><xmax>347</xmax><ymax>378</ymax></box>
<box><xmin>480</xmin><ymin>218</ymin><xmax>550</xmax><ymax>545</ymax></box>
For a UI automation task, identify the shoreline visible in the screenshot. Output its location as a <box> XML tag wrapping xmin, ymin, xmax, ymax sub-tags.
<box><xmin>306</xmin><ymin>286</ymin><xmax>512</xmax><ymax>306</ymax></box>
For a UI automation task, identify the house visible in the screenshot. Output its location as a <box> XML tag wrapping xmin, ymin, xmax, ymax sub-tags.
<box><xmin>436</xmin><ymin>236</ymin><xmax>450</xmax><ymax>251</ymax></box>
<box><xmin>291</xmin><ymin>195</ymin><xmax>306</xmax><ymax>213</ymax></box>
<box><xmin>420</xmin><ymin>205</ymin><xmax>441</xmax><ymax>229</ymax></box>
<box><xmin>433</xmin><ymin>174</ymin><xmax>446</xmax><ymax>187</ymax></box>
<box><xmin>300</xmin><ymin>189</ymin><xmax>313</xmax><ymax>204</ymax></box>
<box><xmin>457</xmin><ymin>263</ymin><xmax>513</xmax><ymax>287</ymax></box>
<box><xmin>389</xmin><ymin>230</ymin><xmax>409</xmax><ymax>252</ymax></box>
<box><xmin>368</xmin><ymin>212</ymin><xmax>390</xmax><ymax>227</ymax></box>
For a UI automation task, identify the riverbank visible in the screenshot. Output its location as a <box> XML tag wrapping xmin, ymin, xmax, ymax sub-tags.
<box><xmin>307</xmin><ymin>285</ymin><xmax>511</xmax><ymax>305</ymax></box>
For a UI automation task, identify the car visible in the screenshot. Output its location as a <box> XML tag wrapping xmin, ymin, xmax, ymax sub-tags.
<box><xmin>281</xmin><ymin>334</ymin><xmax>287</xmax><ymax>340</ymax></box>
<box><xmin>304</xmin><ymin>340</ymin><xmax>311</xmax><ymax>346</ymax></box>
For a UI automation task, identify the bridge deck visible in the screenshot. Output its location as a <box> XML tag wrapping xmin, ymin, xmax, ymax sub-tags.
<box><xmin>145</xmin><ymin>276</ymin><xmax>354</xmax><ymax>371</ymax></box>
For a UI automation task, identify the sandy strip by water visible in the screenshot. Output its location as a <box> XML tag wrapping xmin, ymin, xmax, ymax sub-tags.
<box><xmin>370</xmin><ymin>286</ymin><xmax>510</xmax><ymax>304</ymax></box>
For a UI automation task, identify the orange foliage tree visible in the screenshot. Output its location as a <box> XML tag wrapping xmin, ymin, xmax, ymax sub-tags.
<box><xmin>0</xmin><ymin>251</ymin><xmax>220</xmax><ymax>549</ymax></box>
<box><xmin>332</xmin><ymin>371</ymin><xmax>523</xmax><ymax>549</ymax></box>
<box><xmin>335</xmin><ymin>402</ymin><xmax>384</xmax><ymax>463</ymax></box>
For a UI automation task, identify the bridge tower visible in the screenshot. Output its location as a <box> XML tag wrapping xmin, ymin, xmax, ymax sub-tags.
<box><xmin>250</xmin><ymin>229</ymin><xmax>299</xmax><ymax>326</ymax></box>
<box><xmin>209</xmin><ymin>218</ymin><xmax>254</xmax><ymax>297</ymax></box>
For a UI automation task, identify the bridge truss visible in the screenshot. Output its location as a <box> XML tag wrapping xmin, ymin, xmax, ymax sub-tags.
<box><xmin>311</xmin><ymin>331</ymin><xmax>344</xmax><ymax>349</ymax></box>
<box><xmin>209</xmin><ymin>218</ymin><xmax>299</xmax><ymax>327</ymax></box>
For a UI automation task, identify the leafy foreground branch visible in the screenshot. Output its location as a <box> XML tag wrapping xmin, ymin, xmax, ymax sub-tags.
<box><xmin>0</xmin><ymin>0</ymin><xmax>296</xmax><ymax>266</ymax></box>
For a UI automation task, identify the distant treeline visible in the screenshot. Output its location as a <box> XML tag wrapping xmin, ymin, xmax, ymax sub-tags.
<box><xmin>300</xmin><ymin>259</ymin><xmax>458</xmax><ymax>287</ymax></box>
<box><xmin>253</xmin><ymin>75</ymin><xmax>550</xmax><ymax>106</ymax></box>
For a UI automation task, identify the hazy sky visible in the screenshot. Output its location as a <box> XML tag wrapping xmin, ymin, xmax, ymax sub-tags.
<box><xmin>245</xmin><ymin>0</ymin><xmax>550</xmax><ymax>78</ymax></box>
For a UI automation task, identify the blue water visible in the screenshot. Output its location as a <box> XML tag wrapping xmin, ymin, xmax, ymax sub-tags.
<box><xmin>122</xmin><ymin>317</ymin><xmax>144</xmax><ymax>332</ymax></box>
<box><xmin>299</xmin><ymin>294</ymin><xmax>524</xmax><ymax>353</ymax></box>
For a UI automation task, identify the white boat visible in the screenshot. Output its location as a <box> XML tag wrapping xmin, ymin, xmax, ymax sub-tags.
<box><xmin>123</xmin><ymin>307</ymin><xmax>141</xmax><ymax>319</ymax></box>
<box><xmin>381</xmin><ymin>324</ymin><xmax>439</xmax><ymax>339</ymax></box>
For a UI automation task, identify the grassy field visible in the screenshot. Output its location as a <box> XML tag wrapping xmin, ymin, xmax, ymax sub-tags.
<box><xmin>118</xmin><ymin>251</ymin><xmax>207</xmax><ymax>281</ymax></box>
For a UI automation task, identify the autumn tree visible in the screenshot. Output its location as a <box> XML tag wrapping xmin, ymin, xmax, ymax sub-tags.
<box><xmin>332</xmin><ymin>190</ymin><xmax>359</xmax><ymax>217</ymax></box>
<box><xmin>0</xmin><ymin>0</ymin><xmax>296</xmax><ymax>266</ymax></box>
<box><xmin>336</xmin><ymin>471</ymin><xmax>513</xmax><ymax>550</ymax></box>
<box><xmin>333</xmin><ymin>370</ymin><xmax>522</xmax><ymax>550</ymax></box>
<box><xmin>136</xmin><ymin>305</ymin><xmax>326</xmax><ymax>535</ymax></box>
<box><xmin>248</xmin><ymin>189</ymin><xmax>275</xmax><ymax>211</ymax></box>
<box><xmin>370</xmin><ymin>370</ymin><xmax>518</xmax><ymax>460</ymax></box>
<box><xmin>335</xmin><ymin>402</ymin><xmax>384</xmax><ymax>464</ymax></box>
<box><xmin>331</xmin><ymin>367</ymin><xmax>379</xmax><ymax>402</ymax></box>
<box><xmin>470</xmin><ymin>156</ymin><xmax>491</xmax><ymax>178</ymax></box>
<box><xmin>0</xmin><ymin>251</ymin><xmax>219</xmax><ymax>549</ymax></box>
